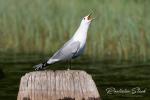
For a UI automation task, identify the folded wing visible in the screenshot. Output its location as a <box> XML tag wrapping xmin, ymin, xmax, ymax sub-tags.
<box><xmin>47</xmin><ymin>41</ymin><xmax>80</xmax><ymax>64</ymax></box>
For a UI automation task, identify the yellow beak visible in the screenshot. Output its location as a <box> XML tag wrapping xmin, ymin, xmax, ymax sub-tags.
<box><xmin>87</xmin><ymin>12</ymin><xmax>95</xmax><ymax>21</ymax></box>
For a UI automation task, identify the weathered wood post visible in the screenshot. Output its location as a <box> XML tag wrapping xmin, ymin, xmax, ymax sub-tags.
<box><xmin>17</xmin><ymin>70</ymin><xmax>100</xmax><ymax>100</ymax></box>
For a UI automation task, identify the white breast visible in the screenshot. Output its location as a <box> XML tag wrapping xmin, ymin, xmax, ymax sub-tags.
<box><xmin>72</xmin><ymin>23</ymin><xmax>89</xmax><ymax>48</ymax></box>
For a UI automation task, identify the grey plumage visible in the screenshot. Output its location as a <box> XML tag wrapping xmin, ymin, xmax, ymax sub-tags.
<box><xmin>34</xmin><ymin>13</ymin><xmax>93</xmax><ymax>70</ymax></box>
<box><xmin>47</xmin><ymin>41</ymin><xmax>80</xmax><ymax>64</ymax></box>
<box><xmin>34</xmin><ymin>40</ymin><xmax>80</xmax><ymax>70</ymax></box>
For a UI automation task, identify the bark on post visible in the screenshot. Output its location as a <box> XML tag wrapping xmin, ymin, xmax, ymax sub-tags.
<box><xmin>17</xmin><ymin>70</ymin><xmax>100</xmax><ymax>100</ymax></box>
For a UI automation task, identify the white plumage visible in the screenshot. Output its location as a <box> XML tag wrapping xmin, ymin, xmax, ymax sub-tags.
<box><xmin>34</xmin><ymin>13</ymin><xmax>94</xmax><ymax>70</ymax></box>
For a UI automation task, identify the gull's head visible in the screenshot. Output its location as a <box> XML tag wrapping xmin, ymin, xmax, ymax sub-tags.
<box><xmin>81</xmin><ymin>13</ymin><xmax>95</xmax><ymax>25</ymax></box>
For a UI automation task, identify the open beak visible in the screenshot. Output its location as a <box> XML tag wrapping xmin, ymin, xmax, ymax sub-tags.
<box><xmin>87</xmin><ymin>13</ymin><xmax>95</xmax><ymax>21</ymax></box>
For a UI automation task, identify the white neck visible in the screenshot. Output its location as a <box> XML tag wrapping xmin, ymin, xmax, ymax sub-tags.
<box><xmin>72</xmin><ymin>22</ymin><xmax>90</xmax><ymax>47</ymax></box>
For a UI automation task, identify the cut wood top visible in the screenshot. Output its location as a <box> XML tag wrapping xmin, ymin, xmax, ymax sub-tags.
<box><xmin>17</xmin><ymin>70</ymin><xmax>100</xmax><ymax>100</ymax></box>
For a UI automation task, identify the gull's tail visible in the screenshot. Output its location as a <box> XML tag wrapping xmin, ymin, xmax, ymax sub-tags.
<box><xmin>33</xmin><ymin>62</ymin><xmax>48</xmax><ymax>70</ymax></box>
<box><xmin>33</xmin><ymin>59</ymin><xmax>59</xmax><ymax>70</ymax></box>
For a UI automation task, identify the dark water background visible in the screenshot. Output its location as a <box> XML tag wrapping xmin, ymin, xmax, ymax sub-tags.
<box><xmin>0</xmin><ymin>60</ymin><xmax>150</xmax><ymax>100</ymax></box>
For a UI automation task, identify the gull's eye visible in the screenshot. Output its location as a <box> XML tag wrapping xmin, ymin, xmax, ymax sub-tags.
<box><xmin>83</xmin><ymin>18</ymin><xmax>85</xmax><ymax>20</ymax></box>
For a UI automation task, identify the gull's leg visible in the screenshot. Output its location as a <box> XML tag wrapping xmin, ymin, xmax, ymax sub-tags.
<box><xmin>70</xmin><ymin>60</ymin><xmax>72</xmax><ymax>69</ymax></box>
<box><xmin>67</xmin><ymin>60</ymin><xmax>71</xmax><ymax>70</ymax></box>
<box><xmin>66</xmin><ymin>60</ymin><xmax>69</xmax><ymax>70</ymax></box>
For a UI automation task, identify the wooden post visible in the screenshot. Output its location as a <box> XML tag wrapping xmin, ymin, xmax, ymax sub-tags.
<box><xmin>17</xmin><ymin>70</ymin><xmax>100</xmax><ymax>100</ymax></box>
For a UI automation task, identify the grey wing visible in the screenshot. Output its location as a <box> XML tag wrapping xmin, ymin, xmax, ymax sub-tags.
<box><xmin>47</xmin><ymin>41</ymin><xmax>80</xmax><ymax>64</ymax></box>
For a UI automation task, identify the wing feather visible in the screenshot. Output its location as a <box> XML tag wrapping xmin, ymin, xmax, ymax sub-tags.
<box><xmin>47</xmin><ymin>41</ymin><xmax>80</xmax><ymax>64</ymax></box>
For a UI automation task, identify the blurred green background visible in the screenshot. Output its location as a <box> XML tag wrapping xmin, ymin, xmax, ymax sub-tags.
<box><xmin>0</xmin><ymin>0</ymin><xmax>150</xmax><ymax>100</ymax></box>
<box><xmin>0</xmin><ymin>0</ymin><xmax>150</xmax><ymax>63</ymax></box>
